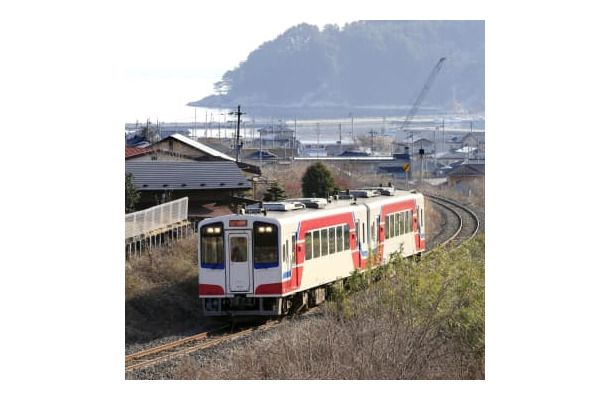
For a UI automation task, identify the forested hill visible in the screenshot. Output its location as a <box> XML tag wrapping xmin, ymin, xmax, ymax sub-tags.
<box><xmin>188</xmin><ymin>20</ymin><xmax>484</xmax><ymax>116</ymax></box>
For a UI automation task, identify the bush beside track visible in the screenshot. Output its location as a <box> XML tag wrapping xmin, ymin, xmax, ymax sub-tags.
<box><xmin>126</xmin><ymin>233</ymin><xmax>485</xmax><ymax>379</ymax></box>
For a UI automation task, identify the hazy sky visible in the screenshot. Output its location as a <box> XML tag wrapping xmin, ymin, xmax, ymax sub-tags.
<box><xmin>123</xmin><ymin>2</ymin><xmax>359</xmax><ymax>123</ymax></box>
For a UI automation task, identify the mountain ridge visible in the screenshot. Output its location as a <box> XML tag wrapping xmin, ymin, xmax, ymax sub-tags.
<box><xmin>188</xmin><ymin>21</ymin><xmax>484</xmax><ymax>116</ymax></box>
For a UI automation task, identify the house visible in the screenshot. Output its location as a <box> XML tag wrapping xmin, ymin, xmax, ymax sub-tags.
<box><xmin>125</xmin><ymin>161</ymin><xmax>252</xmax><ymax>219</ymax></box>
<box><xmin>125</xmin><ymin>133</ymin><xmax>261</xmax><ymax>175</ymax></box>
<box><xmin>446</xmin><ymin>163</ymin><xmax>485</xmax><ymax>193</ymax></box>
<box><xmin>245</xmin><ymin>150</ymin><xmax>279</xmax><ymax>162</ymax></box>
<box><xmin>153</xmin><ymin>133</ymin><xmax>237</xmax><ymax>162</ymax></box>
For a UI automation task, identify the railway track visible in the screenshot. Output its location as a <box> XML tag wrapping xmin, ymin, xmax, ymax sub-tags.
<box><xmin>125</xmin><ymin>194</ymin><xmax>480</xmax><ymax>374</ymax></box>
<box><xmin>125</xmin><ymin>320</ymin><xmax>279</xmax><ymax>372</ymax></box>
<box><xmin>424</xmin><ymin>194</ymin><xmax>480</xmax><ymax>251</ymax></box>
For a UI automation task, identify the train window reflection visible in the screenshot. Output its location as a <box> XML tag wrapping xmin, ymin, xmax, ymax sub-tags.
<box><xmin>305</xmin><ymin>232</ymin><xmax>312</xmax><ymax>260</ymax></box>
<box><xmin>321</xmin><ymin>229</ymin><xmax>328</xmax><ymax>256</ymax></box>
<box><xmin>201</xmin><ymin>223</ymin><xmax>223</xmax><ymax>264</ymax></box>
<box><xmin>230</xmin><ymin>236</ymin><xmax>248</xmax><ymax>262</ymax></box>
<box><xmin>253</xmin><ymin>222</ymin><xmax>278</xmax><ymax>264</ymax></box>
<box><xmin>313</xmin><ymin>230</ymin><xmax>320</xmax><ymax>258</ymax></box>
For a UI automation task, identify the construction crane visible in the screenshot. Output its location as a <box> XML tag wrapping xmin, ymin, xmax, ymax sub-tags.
<box><xmin>397</xmin><ymin>56</ymin><xmax>447</xmax><ymax>142</ymax></box>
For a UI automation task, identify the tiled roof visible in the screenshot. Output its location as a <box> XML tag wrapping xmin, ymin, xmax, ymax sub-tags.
<box><xmin>163</xmin><ymin>134</ymin><xmax>235</xmax><ymax>161</ymax></box>
<box><xmin>125</xmin><ymin>161</ymin><xmax>251</xmax><ymax>191</ymax></box>
<box><xmin>447</xmin><ymin>163</ymin><xmax>485</xmax><ymax>177</ymax></box>
<box><xmin>125</xmin><ymin>147</ymin><xmax>153</xmax><ymax>159</ymax></box>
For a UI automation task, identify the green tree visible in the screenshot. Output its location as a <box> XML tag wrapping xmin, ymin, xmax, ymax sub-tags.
<box><xmin>301</xmin><ymin>162</ymin><xmax>336</xmax><ymax>198</ymax></box>
<box><xmin>125</xmin><ymin>172</ymin><xmax>140</xmax><ymax>213</ymax></box>
<box><xmin>263</xmin><ymin>183</ymin><xmax>287</xmax><ymax>201</ymax></box>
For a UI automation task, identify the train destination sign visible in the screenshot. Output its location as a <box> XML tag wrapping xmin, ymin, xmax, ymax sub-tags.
<box><xmin>229</xmin><ymin>220</ymin><xmax>248</xmax><ymax>227</ymax></box>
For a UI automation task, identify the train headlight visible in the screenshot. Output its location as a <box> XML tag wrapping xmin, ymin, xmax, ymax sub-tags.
<box><xmin>213</xmin><ymin>227</ymin><xmax>221</xmax><ymax>234</ymax></box>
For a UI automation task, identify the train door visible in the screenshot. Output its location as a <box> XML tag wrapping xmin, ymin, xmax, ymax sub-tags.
<box><xmin>282</xmin><ymin>234</ymin><xmax>296</xmax><ymax>286</ymax></box>
<box><xmin>227</xmin><ymin>232</ymin><xmax>252</xmax><ymax>292</ymax></box>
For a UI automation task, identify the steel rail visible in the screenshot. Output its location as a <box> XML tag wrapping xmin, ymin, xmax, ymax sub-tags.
<box><xmin>125</xmin><ymin>321</ymin><xmax>280</xmax><ymax>373</ymax></box>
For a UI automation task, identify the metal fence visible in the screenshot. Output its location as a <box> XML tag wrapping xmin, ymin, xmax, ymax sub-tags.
<box><xmin>125</xmin><ymin>197</ymin><xmax>188</xmax><ymax>240</ymax></box>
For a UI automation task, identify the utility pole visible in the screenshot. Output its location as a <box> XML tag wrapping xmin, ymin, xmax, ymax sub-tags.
<box><xmin>229</xmin><ymin>105</ymin><xmax>245</xmax><ymax>162</ymax></box>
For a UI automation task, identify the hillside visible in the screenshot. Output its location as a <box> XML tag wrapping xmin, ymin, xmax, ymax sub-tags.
<box><xmin>188</xmin><ymin>20</ymin><xmax>484</xmax><ymax>116</ymax></box>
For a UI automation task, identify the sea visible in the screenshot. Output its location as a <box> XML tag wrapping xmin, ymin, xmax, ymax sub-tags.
<box><xmin>125</xmin><ymin>105</ymin><xmax>485</xmax><ymax>147</ymax></box>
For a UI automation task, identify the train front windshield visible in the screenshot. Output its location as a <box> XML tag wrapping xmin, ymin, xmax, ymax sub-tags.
<box><xmin>253</xmin><ymin>222</ymin><xmax>278</xmax><ymax>266</ymax></box>
<box><xmin>201</xmin><ymin>223</ymin><xmax>224</xmax><ymax>267</ymax></box>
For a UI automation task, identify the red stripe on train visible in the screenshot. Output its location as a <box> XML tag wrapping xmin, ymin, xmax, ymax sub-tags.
<box><xmin>199</xmin><ymin>284</ymin><xmax>224</xmax><ymax>296</ymax></box>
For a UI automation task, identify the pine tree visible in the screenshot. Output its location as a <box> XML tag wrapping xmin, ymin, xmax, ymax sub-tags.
<box><xmin>125</xmin><ymin>173</ymin><xmax>141</xmax><ymax>213</ymax></box>
<box><xmin>263</xmin><ymin>183</ymin><xmax>287</xmax><ymax>201</ymax></box>
<box><xmin>301</xmin><ymin>162</ymin><xmax>336</xmax><ymax>198</ymax></box>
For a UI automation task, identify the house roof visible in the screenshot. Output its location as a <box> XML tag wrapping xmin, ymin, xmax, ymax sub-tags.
<box><xmin>447</xmin><ymin>163</ymin><xmax>485</xmax><ymax>177</ymax></box>
<box><xmin>161</xmin><ymin>134</ymin><xmax>236</xmax><ymax>161</ymax></box>
<box><xmin>125</xmin><ymin>147</ymin><xmax>153</xmax><ymax>159</ymax></box>
<box><xmin>246</xmin><ymin>150</ymin><xmax>278</xmax><ymax>160</ymax></box>
<box><xmin>125</xmin><ymin>161</ymin><xmax>251</xmax><ymax>191</ymax></box>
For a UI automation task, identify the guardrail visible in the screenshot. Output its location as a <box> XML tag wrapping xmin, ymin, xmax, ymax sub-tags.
<box><xmin>125</xmin><ymin>197</ymin><xmax>188</xmax><ymax>240</ymax></box>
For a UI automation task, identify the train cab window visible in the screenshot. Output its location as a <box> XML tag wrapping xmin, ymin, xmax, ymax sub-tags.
<box><xmin>253</xmin><ymin>222</ymin><xmax>278</xmax><ymax>264</ymax></box>
<box><xmin>305</xmin><ymin>232</ymin><xmax>313</xmax><ymax>260</ymax></box>
<box><xmin>313</xmin><ymin>230</ymin><xmax>321</xmax><ymax>258</ymax></box>
<box><xmin>329</xmin><ymin>227</ymin><xmax>336</xmax><ymax>254</ymax></box>
<box><xmin>201</xmin><ymin>223</ymin><xmax>224</xmax><ymax>264</ymax></box>
<box><xmin>343</xmin><ymin>224</ymin><xmax>350</xmax><ymax>250</ymax></box>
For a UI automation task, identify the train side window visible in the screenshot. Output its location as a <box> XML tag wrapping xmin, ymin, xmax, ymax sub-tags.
<box><xmin>361</xmin><ymin>223</ymin><xmax>366</xmax><ymax>245</ymax></box>
<box><xmin>397</xmin><ymin>212</ymin><xmax>402</xmax><ymax>235</ymax></box>
<box><xmin>421</xmin><ymin>209</ymin><xmax>424</xmax><ymax>228</ymax></box>
<box><xmin>336</xmin><ymin>225</ymin><xmax>343</xmax><ymax>252</ymax></box>
<box><xmin>305</xmin><ymin>232</ymin><xmax>312</xmax><ymax>260</ymax></box>
<box><xmin>313</xmin><ymin>230</ymin><xmax>321</xmax><ymax>258</ymax></box>
<box><xmin>343</xmin><ymin>224</ymin><xmax>350</xmax><ymax>250</ymax></box>
<box><xmin>282</xmin><ymin>242</ymin><xmax>286</xmax><ymax>263</ymax></box>
<box><xmin>291</xmin><ymin>235</ymin><xmax>296</xmax><ymax>264</ymax></box>
<box><xmin>408</xmin><ymin>210</ymin><xmax>413</xmax><ymax>233</ymax></box>
<box><xmin>321</xmin><ymin>229</ymin><xmax>329</xmax><ymax>256</ymax></box>
<box><xmin>389</xmin><ymin>214</ymin><xmax>394</xmax><ymax>238</ymax></box>
<box><xmin>329</xmin><ymin>226</ymin><xmax>336</xmax><ymax>254</ymax></box>
<box><xmin>372</xmin><ymin>221</ymin><xmax>377</xmax><ymax>243</ymax></box>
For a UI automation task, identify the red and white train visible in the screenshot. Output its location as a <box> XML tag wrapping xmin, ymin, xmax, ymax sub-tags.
<box><xmin>198</xmin><ymin>187</ymin><xmax>426</xmax><ymax>316</ymax></box>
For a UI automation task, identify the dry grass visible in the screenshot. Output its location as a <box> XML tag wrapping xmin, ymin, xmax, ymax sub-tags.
<box><xmin>170</xmin><ymin>236</ymin><xmax>485</xmax><ymax>380</ymax></box>
<box><xmin>125</xmin><ymin>234</ymin><xmax>203</xmax><ymax>344</ymax></box>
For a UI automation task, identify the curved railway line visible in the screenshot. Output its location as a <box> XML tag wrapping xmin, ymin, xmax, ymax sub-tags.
<box><xmin>424</xmin><ymin>194</ymin><xmax>481</xmax><ymax>251</ymax></box>
<box><xmin>126</xmin><ymin>194</ymin><xmax>482</xmax><ymax>374</ymax></box>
